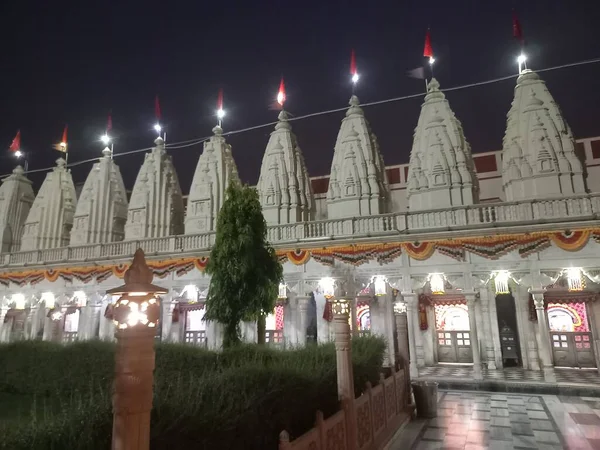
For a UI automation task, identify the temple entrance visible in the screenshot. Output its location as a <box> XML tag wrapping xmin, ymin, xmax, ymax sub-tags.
<box><xmin>434</xmin><ymin>303</ymin><xmax>473</xmax><ymax>363</ymax></box>
<box><xmin>356</xmin><ymin>301</ymin><xmax>371</xmax><ymax>337</ymax></box>
<box><xmin>495</xmin><ymin>294</ymin><xmax>522</xmax><ymax>367</ymax></box>
<box><xmin>548</xmin><ymin>301</ymin><xmax>596</xmax><ymax>368</ymax></box>
<box><xmin>265</xmin><ymin>304</ymin><xmax>284</xmax><ymax>348</ymax></box>
<box><xmin>183</xmin><ymin>305</ymin><xmax>207</xmax><ymax>346</ymax></box>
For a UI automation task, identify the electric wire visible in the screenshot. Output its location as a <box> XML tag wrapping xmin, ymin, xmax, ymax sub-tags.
<box><xmin>4</xmin><ymin>56</ymin><xmax>600</xmax><ymax>179</ymax></box>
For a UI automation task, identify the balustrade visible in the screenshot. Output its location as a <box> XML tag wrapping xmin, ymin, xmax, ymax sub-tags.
<box><xmin>0</xmin><ymin>193</ymin><xmax>598</xmax><ymax>267</ymax></box>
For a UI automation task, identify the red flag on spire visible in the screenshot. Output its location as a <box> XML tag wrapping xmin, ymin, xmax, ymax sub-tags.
<box><xmin>277</xmin><ymin>77</ymin><xmax>286</xmax><ymax>106</ymax></box>
<box><xmin>217</xmin><ymin>88</ymin><xmax>224</xmax><ymax>111</ymax></box>
<box><xmin>155</xmin><ymin>96</ymin><xmax>161</xmax><ymax>121</ymax></box>
<box><xmin>61</xmin><ymin>125</ymin><xmax>68</xmax><ymax>145</ymax></box>
<box><xmin>53</xmin><ymin>125</ymin><xmax>68</xmax><ymax>152</ymax></box>
<box><xmin>513</xmin><ymin>11</ymin><xmax>524</xmax><ymax>44</ymax></box>
<box><xmin>423</xmin><ymin>29</ymin><xmax>433</xmax><ymax>58</ymax></box>
<box><xmin>9</xmin><ymin>130</ymin><xmax>21</xmax><ymax>152</ymax></box>
<box><xmin>350</xmin><ymin>49</ymin><xmax>357</xmax><ymax>76</ymax></box>
<box><xmin>107</xmin><ymin>113</ymin><xmax>113</xmax><ymax>132</ymax></box>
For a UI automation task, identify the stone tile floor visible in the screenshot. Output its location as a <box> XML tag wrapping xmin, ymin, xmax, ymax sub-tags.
<box><xmin>416</xmin><ymin>367</ymin><xmax>600</xmax><ymax>386</ymax></box>
<box><xmin>390</xmin><ymin>390</ymin><xmax>600</xmax><ymax>449</ymax></box>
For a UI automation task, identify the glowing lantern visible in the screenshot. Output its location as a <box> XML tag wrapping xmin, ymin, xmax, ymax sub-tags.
<box><xmin>182</xmin><ymin>284</ymin><xmax>198</xmax><ymax>302</ymax></box>
<box><xmin>429</xmin><ymin>273</ymin><xmax>445</xmax><ymax>295</ymax></box>
<box><xmin>12</xmin><ymin>293</ymin><xmax>25</xmax><ymax>310</ymax></box>
<box><xmin>566</xmin><ymin>268</ymin><xmax>584</xmax><ymax>292</ymax></box>
<box><xmin>73</xmin><ymin>290</ymin><xmax>87</xmax><ymax>307</ymax></box>
<box><xmin>107</xmin><ymin>249</ymin><xmax>167</xmax><ymax>330</ymax></box>
<box><xmin>41</xmin><ymin>292</ymin><xmax>55</xmax><ymax>309</ymax></box>
<box><xmin>494</xmin><ymin>271</ymin><xmax>510</xmax><ymax>295</ymax></box>
<box><xmin>373</xmin><ymin>275</ymin><xmax>387</xmax><ymax>296</ymax></box>
<box><xmin>393</xmin><ymin>301</ymin><xmax>407</xmax><ymax>315</ymax></box>
<box><xmin>319</xmin><ymin>277</ymin><xmax>335</xmax><ymax>299</ymax></box>
<box><xmin>278</xmin><ymin>283</ymin><xmax>287</xmax><ymax>300</ymax></box>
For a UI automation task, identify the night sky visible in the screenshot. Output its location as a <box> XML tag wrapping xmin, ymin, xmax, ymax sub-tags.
<box><xmin>1</xmin><ymin>0</ymin><xmax>600</xmax><ymax>193</ymax></box>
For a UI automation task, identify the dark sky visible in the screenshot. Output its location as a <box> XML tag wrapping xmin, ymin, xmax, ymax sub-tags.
<box><xmin>1</xmin><ymin>0</ymin><xmax>600</xmax><ymax>193</ymax></box>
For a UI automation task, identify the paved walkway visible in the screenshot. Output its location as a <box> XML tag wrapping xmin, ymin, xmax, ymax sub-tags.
<box><xmin>390</xmin><ymin>390</ymin><xmax>600</xmax><ymax>449</ymax></box>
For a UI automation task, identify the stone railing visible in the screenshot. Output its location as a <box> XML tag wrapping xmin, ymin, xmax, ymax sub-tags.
<box><xmin>278</xmin><ymin>369</ymin><xmax>410</xmax><ymax>450</ymax></box>
<box><xmin>2</xmin><ymin>193</ymin><xmax>599</xmax><ymax>268</ymax></box>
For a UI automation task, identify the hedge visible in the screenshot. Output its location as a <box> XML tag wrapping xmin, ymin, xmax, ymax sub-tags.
<box><xmin>0</xmin><ymin>336</ymin><xmax>386</xmax><ymax>450</ymax></box>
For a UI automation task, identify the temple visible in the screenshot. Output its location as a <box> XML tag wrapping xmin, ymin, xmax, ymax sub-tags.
<box><xmin>2</xmin><ymin>70</ymin><xmax>600</xmax><ymax>382</ymax></box>
<box><xmin>185</xmin><ymin>126</ymin><xmax>240</xmax><ymax>233</ymax></box>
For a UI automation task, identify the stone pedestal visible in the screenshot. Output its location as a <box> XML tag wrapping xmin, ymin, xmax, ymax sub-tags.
<box><xmin>465</xmin><ymin>293</ymin><xmax>483</xmax><ymax>380</ymax></box>
<box><xmin>331</xmin><ymin>297</ymin><xmax>357</xmax><ymax>450</ymax></box>
<box><xmin>531</xmin><ymin>291</ymin><xmax>556</xmax><ymax>382</ymax></box>
<box><xmin>112</xmin><ymin>327</ymin><xmax>156</xmax><ymax>450</ymax></box>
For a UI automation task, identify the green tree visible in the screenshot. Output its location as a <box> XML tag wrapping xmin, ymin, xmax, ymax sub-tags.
<box><xmin>204</xmin><ymin>182</ymin><xmax>283</xmax><ymax>347</ymax></box>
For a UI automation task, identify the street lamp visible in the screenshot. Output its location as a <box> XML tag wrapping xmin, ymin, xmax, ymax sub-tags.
<box><xmin>107</xmin><ymin>248</ymin><xmax>167</xmax><ymax>450</ymax></box>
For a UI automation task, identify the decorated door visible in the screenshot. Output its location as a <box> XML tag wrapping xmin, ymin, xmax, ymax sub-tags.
<box><xmin>434</xmin><ymin>303</ymin><xmax>473</xmax><ymax>363</ymax></box>
<box><xmin>183</xmin><ymin>305</ymin><xmax>207</xmax><ymax>346</ymax></box>
<box><xmin>265</xmin><ymin>304</ymin><xmax>284</xmax><ymax>347</ymax></box>
<box><xmin>548</xmin><ymin>302</ymin><xmax>596</xmax><ymax>368</ymax></box>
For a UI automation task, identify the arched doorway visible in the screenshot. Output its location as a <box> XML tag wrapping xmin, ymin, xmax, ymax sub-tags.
<box><xmin>433</xmin><ymin>299</ymin><xmax>473</xmax><ymax>363</ymax></box>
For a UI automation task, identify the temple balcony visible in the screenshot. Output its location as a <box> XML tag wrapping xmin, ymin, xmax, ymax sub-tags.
<box><xmin>1</xmin><ymin>192</ymin><xmax>599</xmax><ymax>268</ymax></box>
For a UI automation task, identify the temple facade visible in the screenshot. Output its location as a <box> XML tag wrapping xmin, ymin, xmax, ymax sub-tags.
<box><xmin>1</xmin><ymin>70</ymin><xmax>600</xmax><ymax>381</ymax></box>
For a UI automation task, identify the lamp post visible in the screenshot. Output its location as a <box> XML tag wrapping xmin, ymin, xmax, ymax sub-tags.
<box><xmin>107</xmin><ymin>249</ymin><xmax>167</xmax><ymax>450</ymax></box>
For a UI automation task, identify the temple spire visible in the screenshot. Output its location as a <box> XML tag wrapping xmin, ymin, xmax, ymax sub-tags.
<box><xmin>125</xmin><ymin>136</ymin><xmax>184</xmax><ymax>239</ymax></box>
<box><xmin>70</xmin><ymin>147</ymin><xmax>128</xmax><ymax>245</ymax></box>
<box><xmin>407</xmin><ymin>78</ymin><xmax>479</xmax><ymax>210</ymax></box>
<box><xmin>185</xmin><ymin>125</ymin><xmax>240</xmax><ymax>233</ymax></box>
<box><xmin>502</xmin><ymin>70</ymin><xmax>586</xmax><ymax>201</ymax></box>
<box><xmin>0</xmin><ymin>166</ymin><xmax>35</xmax><ymax>252</ymax></box>
<box><xmin>257</xmin><ymin>109</ymin><xmax>314</xmax><ymax>225</ymax></box>
<box><xmin>326</xmin><ymin>95</ymin><xmax>389</xmax><ymax>218</ymax></box>
<box><xmin>21</xmin><ymin>158</ymin><xmax>77</xmax><ymax>250</ymax></box>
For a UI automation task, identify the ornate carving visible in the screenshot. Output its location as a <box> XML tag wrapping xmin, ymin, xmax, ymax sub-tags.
<box><xmin>502</xmin><ymin>70</ymin><xmax>585</xmax><ymax>200</ymax></box>
<box><xmin>327</xmin><ymin>96</ymin><xmax>389</xmax><ymax>219</ymax></box>
<box><xmin>356</xmin><ymin>401</ymin><xmax>372</xmax><ymax>448</ymax></box>
<box><xmin>372</xmin><ymin>390</ymin><xmax>386</xmax><ymax>432</ymax></box>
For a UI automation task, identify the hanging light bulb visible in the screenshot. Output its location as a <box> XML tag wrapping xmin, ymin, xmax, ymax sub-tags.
<box><xmin>430</xmin><ymin>273</ymin><xmax>445</xmax><ymax>295</ymax></box>
<box><xmin>494</xmin><ymin>271</ymin><xmax>510</xmax><ymax>295</ymax></box>
<box><xmin>566</xmin><ymin>268</ymin><xmax>584</xmax><ymax>292</ymax></box>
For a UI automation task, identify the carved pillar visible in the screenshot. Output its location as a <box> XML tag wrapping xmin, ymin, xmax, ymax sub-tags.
<box><xmin>161</xmin><ymin>298</ymin><xmax>172</xmax><ymax>342</ymax></box>
<box><xmin>402</xmin><ymin>292</ymin><xmax>419</xmax><ymax>378</ymax></box>
<box><xmin>393</xmin><ymin>300</ymin><xmax>409</xmax><ymax>368</ymax></box>
<box><xmin>531</xmin><ymin>290</ymin><xmax>556</xmax><ymax>382</ymax></box>
<box><xmin>331</xmin><ymin>297</ymin><xmax>357</xmax><ymax>450</ymax></box>
<box><xmin>297</xmin><ymin>296</ymin><xmax>310</xmax><ymax>347</ymax></box>
<box><xmin>464</xmin><ymin>292</ymin><xmax>483</xmax><ymax>380</ymax></box>
<box><xmin>479</xmin><ymin>287</ymin><xmax>497</xmax><ymax>369</ymax></box>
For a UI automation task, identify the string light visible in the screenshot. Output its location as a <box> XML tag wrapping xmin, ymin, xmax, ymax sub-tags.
<box><xmin>4</xmin><ymin>57</ymin><xmax>600</xmax><ymax>180</ymax></box>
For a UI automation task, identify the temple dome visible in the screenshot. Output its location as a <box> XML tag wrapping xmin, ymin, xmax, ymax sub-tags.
<box><xmin>185</xmin><ymin>126</ymin><xmax>240</xmax><ymax>233</ymax></box>
<box><xmin>0</xmin><ymin>166</ymin><xmax>35</xmax><ymax>252</ymax></box>
<box><xmin>70</xmin><ymin>148</ymin><xmax>128</xmax><ymax>245</ymax></box>
<box><xmin>21</xmin><ymin>158</ymin><xmax>77</xmax><ymax>250</ymax></box>
<box><xmin>502</xmin><ymin>70</ymin><xmax>586</xmax><ymax>200</ymax></box>
<box><xmin>327</xmin><ymin>95</ymin><xmax>389</xmax><ymax>218</ymax></box>
<box><xmin>125</xmin><ymin>137</ymin><xmax>184</xmax><ymax>239</ymax></box>
<box><xmin>407</xmin><ymin>78</ymin><xmax>479</xmax><ymax>210</ymax></box>
<box><xmin>257</xmin><ymin>110</ymin><xmax>314</xmax><ymax>225</ymax></box>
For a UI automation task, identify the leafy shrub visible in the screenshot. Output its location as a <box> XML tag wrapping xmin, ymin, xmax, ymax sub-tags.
<box><xmin>0</xmin><ymin>336</ymin><xmax>386</xmax><ymax>450</ymax></box>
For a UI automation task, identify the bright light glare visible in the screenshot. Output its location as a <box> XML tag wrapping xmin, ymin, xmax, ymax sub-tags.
<box><xmin>216</xmin><ymin>109</ymin><xmax>225</xmax><ymax>119</ymax></box>
<box><xmin>351</xmin><ymin>73</ymin><xmax>359</xmax><ymax>83</ymax></box>
<box><xmin>429</xmin><ymin>57</ymin><xmax>436</xmax><ymax>65</ymax></box>
<box><xmin>154</xmin><ymin>123</ymin><xmax>162</xmax><ymax>133</ymax></box>
<box><xmin>60</xmin><ymin>142</ymin><xmax>66</xmax><ymax>148</ymax></box>
<box><xmin>277</xmin><ymin>92</ymin><xmax>285</xmax><ymax>106</ymax></box>
<box><xmin>517</xmin><ymin>54</ymin><xmax>527</xmax><ymax>64</ymax></box>
<box><xmin>14</xmin><ymin>150</ymin><xmax>22</xmax><ymax>158</ymax></box>
<box><xmin>101</xmin><ymin>134</ymin><xmax>110</xmax><ymax>145</ymax></box>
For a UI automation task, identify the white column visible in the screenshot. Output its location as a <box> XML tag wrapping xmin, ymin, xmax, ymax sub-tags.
<box><xmin>0</xmin><ymin>306</ymin><xmax>9</xmax><ymax>342</ymax></box>
<box><xmin>161</xmin><ymin>298</ymin><xmax>173</xmax><ymax>342</ymax></box>
<box><xmin>296</xmin><ymin>296</ymin><xmax>310</xmax><ymax>347</ymax></box>
<box><xmin>531</xmin><ymin>290</ymin><xmax>556</xmax><ymax>382</ymax></box>
<box><xmin>402</xmin><ymin>292</ymin><xmax>420</xmax><ymax>378</ymax></box>
<box><xmin>465</xmin><ymin>292</ymin><xmax>483</xmax><ymax>380</ymax></box>
<box><xmin>479</xmin><ymin>287</ymin><xmax>497</xmax><ymax>369</ymax></box>
<box><xmin>315</xmin><ymin>292</ymin><xmax>330</xmax><ymax>343</ymax></box>
<box><xmin>394</xmin><ymin>305</ymin><xmax>409</xmax><ymax>368</ymax></box>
